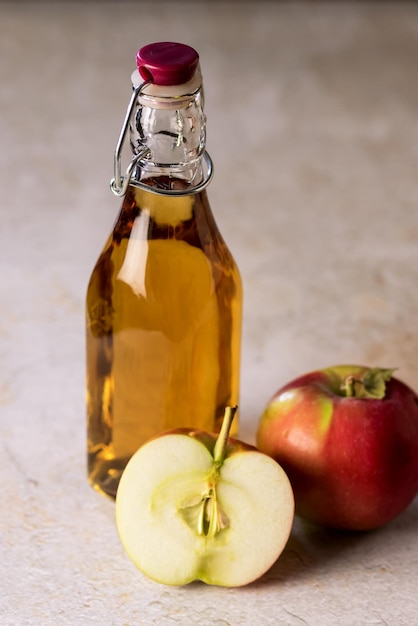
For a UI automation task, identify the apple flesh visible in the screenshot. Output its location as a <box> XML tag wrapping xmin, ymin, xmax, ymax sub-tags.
<box><xmin>256</xmin><ymin>365</ymin><xmax>418</xmax><ymax>531</ymax></box>
<box><xmin>116</xmin><ymin>407</ymin><xmax>294</xmax><ymax>587</ymax></box>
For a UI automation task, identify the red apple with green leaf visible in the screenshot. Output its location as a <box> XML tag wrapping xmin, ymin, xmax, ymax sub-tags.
<box><xmin>256</xmin><ymin>365</ymin><xmax>418</xmax><ymax>531</ymax></box>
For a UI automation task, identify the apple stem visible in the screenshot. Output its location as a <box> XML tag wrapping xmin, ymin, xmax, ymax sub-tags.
<box><xmin>344</xmin><ymin>376</ymin><xmax>357</xmax><ymax>398</ymax></box>
<box><xmin>193</xmin><ymin>406</ymin><xmax>237</xmax><ymax>538</ymax></box>
<box><xmin>342</xmin><ymin>368</ymin><xmax>395</xmax><ymax>399</ymax></box>
<box><xmin>213</xmin><ymin>405</ymin><xmax>238</xmax><ymax>468</ymax></box>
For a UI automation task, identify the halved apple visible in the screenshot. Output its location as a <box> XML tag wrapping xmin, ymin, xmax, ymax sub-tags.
<box><xmin>115</xmin><ymin>407</ymin><xmax>294</xmax><ymax>587</ymax></box>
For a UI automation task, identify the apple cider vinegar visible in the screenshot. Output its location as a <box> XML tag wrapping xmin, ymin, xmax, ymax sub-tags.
<box><xmin>86</xmin><ymin>43</ymin><xmax>242</xmax><ymax>498</ymax></box>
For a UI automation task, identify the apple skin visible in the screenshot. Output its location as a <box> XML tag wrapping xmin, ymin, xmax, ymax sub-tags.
<box><xmin>152</xmin><ymin>426</ymin><xmax>256</xmax><ymax>456</ymax></box>
<box><xmin>256</xmin><ymin>365</ymin><xmax>418</xmax><ymax>531</ymax></box>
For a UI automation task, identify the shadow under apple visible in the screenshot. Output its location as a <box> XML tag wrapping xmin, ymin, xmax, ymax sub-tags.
<box><xmin>249</xmin><ymin>495</ymin><xmax>418</xmax><ymax>588</ymax></box>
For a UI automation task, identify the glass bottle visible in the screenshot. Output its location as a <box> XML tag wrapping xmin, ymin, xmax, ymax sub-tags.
<box><xmin>86</xmin><ymin>42</ymin><xmax>242</xmax><ymax>498</ymax></box>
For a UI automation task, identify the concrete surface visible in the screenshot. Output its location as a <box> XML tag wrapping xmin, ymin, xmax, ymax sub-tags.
<box><xmin>1</xmin><ymin>1</ymin><xmax>418</xmax><ymax>624</ymax></box>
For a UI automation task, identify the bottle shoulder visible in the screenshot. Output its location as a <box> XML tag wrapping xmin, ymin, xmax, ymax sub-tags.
<box><xmin>88</xmin><ymin>183</ymin><xmax>240</xmax><ymax>288</ymax></box>
<box><xmin>110</xmin><ymin>184</ymin><xmax>220</xmax><ymax>246</ymax></box>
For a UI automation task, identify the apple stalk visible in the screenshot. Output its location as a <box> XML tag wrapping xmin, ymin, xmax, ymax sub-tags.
<box><xmin>341</xmin><ymin>368</ymin><xmax>395</xmax><ymax>400</ymax></box>
<box><xmin>196</xmin><ymin>405</ymin><xmax>237</xmax><ymax>538</ymax></box>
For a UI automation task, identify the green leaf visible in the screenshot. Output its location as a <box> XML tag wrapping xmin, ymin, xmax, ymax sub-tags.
<box><xmin>343</xmin><ymin>368</ymin><xmax>396</xmax><ymax>399</ymax></box>
<box><xmin>361</xmin><ymin>368</ymin><xmax>396</xmax><ymax>399</ymax></box>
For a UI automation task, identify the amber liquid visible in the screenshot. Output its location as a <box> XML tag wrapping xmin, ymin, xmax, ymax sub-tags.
<box><xmin>86</xmin><ymin>180</ymin><xmax>242</xmax><ymax>497</ymax></box>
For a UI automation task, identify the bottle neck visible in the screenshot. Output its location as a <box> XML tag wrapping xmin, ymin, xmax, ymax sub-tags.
<box><xmin>129</xmin><ymin>72</ymin><xmax>206</xmax><ymax>188</ymax></box>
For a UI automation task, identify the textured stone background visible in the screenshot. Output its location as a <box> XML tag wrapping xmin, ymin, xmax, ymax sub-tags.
<box><xmin>2</xmin><ymin>2</ymin><xmax>418</xmax><ymax>624</ymax></box>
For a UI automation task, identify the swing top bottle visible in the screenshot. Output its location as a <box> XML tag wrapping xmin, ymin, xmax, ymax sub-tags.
<box><xmin>86</xmin><ymin>42</ymin><xmax>242</xmax><ymax>498</ymax></box>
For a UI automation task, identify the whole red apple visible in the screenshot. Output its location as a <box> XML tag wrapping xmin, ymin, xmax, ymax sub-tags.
<box><xmin>256</xmin><ymin>365</ymin><xmax>418</xmax><ymax>531</ymax></box>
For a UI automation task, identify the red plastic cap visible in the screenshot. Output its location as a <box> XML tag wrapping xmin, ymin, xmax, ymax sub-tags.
<box><xmin>136</xmin><ymin>42</ymin><xmax>199</xmax><ymax>86</ymax></box>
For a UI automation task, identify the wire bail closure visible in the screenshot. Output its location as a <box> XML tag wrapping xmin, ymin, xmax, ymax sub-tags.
<box><xmin>110</xmin><ymin>82</ymin><xmax>214</xmax><ymax>197</ymax></box>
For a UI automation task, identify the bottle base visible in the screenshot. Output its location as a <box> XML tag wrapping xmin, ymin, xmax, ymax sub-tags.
<box><xmin>88</xmin><ymin>455</ymin><xmax>129</xmax><ymax>499</ymax></box>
